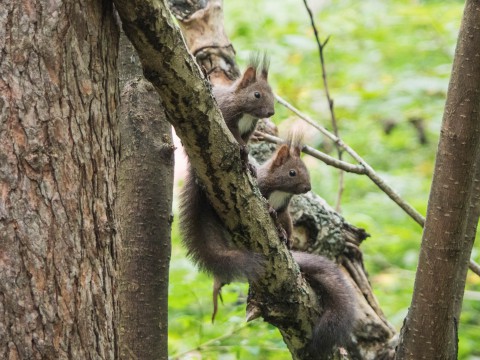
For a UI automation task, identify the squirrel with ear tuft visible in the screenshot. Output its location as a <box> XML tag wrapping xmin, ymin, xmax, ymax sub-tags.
<box><xmin>212</xmin><ymin>53</ymin><xmax>275</xmax><ymax>168</ymax></box>
<box><xmin>256</xmin><ymin>135</ymin><xmax>356</xmax><ymax>358</ymax></box>
<box><xmin>179</xmin><ymin>54</ymin><xmax>275</xmax><ymax>322</ymax></box>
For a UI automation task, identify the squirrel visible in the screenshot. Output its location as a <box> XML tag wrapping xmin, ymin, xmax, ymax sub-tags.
<box><xmin>256</xmin><ymin>135</ymin><xmax>311</xmax><ymax>245</ymax></box>
<box><xmin>179</xmin><ymin>55</ymin><xmax>275</xmax><ymax>322</ymax></box>
<box><xmin>256</xmin><ymin>137</ymin><xmax>356</xmax><ymax>358</ymax></box>
<box><xmin>212</xmin><ymin>53</ymin><xmax>275</xmax><ymax>166</ymax></box>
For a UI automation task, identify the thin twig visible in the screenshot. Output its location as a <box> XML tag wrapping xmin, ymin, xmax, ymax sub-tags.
<box><xmin>274</xmin><ymin>95</ymin><xmax>480</xmax><ymax>275</ymax></box>
<box><xmin>255</xmin><ymin>131</ymin><xmax>365</xmax><ymax>174</ymax></box>
<box><xmin>469</xmin><ymin>259</ymin><xmax>480</xmax><ymax>276</ymax></box>
<box><xmin>268</xmin><ymin>97</ymin><xmax>426</xmax><ymax>226</ymax></box>
<box><xmin>302</xmin><ymin>0</ymin><xmax>344</xmax><ymax>212</ymax></box>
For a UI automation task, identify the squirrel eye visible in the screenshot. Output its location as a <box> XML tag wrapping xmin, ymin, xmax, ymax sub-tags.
<box><xmin>254</xmin><ymin>91</ymin><xmax>261</xmax><ymax>99</ymax></box>
<box><xmin>289</xmin><ymin>169</ymin><xmax>297</xmax><ymax>177</ymax></box>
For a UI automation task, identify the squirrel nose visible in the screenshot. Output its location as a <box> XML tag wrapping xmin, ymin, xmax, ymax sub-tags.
<box><xmin>304</xmin><ymin>184</ymin><xmax>311</xmax><ymax>192</ymax></box>
<box><xmin>266</xmin><ymin>110</ymin><xmax>275</xmax><ymax>117</ymax></box>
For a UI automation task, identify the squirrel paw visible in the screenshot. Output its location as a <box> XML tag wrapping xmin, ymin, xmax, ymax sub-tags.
<box><xmin>267</xmin><ymin>205</ymin><xmax>277</xmax><ymax>218</ymax></box>
<box><xmin>277</xmin><ymin>226</ymin><xmax>289</xmax><ymax>246</ymax></box>
<box><xmin>240</xmin><ymin>145</ymin><xmax>257</xmax><ymax>177</ymax></box>
<box><xmin>247</xmin><ymin>162</ymin><xmax>257</xmax><ymax>177</ymax></box>
<box><xmin>212</xmin><ymin>277</ymin><xmax>226</xmax><ymax>324</ymax></box>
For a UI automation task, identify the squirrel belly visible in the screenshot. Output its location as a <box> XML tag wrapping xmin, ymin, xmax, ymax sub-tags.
<box><xmin>179</xmin><ymin>164</ymin><xmax>264</xmax><ymax>285</ymax></box>
<box><xmin>237</xmin><ymin>114</ymin><xmax>258</xmax><ymax>139</ymax></box>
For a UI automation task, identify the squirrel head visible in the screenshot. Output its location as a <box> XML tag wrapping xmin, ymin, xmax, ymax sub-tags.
<box><xmin>257</xmin><ymin>134</ymin><xmax>311</xmax><ymax>197</ymax></box>
<box><xmin>233</xmin><ymin>53</ymin><xmax>275</xmax><ymax>119</ymax></box>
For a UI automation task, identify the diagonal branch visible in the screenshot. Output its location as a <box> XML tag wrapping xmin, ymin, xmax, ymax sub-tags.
<box><xmin>276</xmin><ymin>94</ymin><xmax>425</xmax><ymax>225</ymax></box>
<box><xmin>275</xmin><ymin>94</ymin><xmax>480</xmax><ymax>275</ymax></box>
<box><xmin>112</xmin><ymin>0</ymin><xmax>324</xmax><ymax>358</ymax></box>
<box><xmin>256</xmin><ymin>131</ymin><xmax>365</xmax><ymax>174</ymax></box>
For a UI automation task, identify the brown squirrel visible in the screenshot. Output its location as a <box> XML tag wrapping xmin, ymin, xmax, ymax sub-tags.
<box><xmin>256</xmin><ymin>136</ymin><xmax>311</xmax><ymax>245</ymax></box>
<box><xmin>179</xmin><ymin>55</ymin><xmax>275</xmax><ymax>321</ymax></box>
<box><xmin>256</xmin><ymin>138</ymin><xmax>356</xmax><ymax>358</ymax></box>
<box><xmin>212</xmin><ymin>54</ymin><xmax>275</xmax><ymax>164</ymax></box>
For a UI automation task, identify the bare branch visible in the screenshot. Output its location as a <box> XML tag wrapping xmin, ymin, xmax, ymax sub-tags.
<box><xmin>302</xmin><ymin>0</ymin><xmax>344</xmax><ymax>211</ymax></box>
<box><xmin>468</xmin><ymin>253</ymin><xmax>480</xmax><ymax>276</ymax></box>
<box><xmin>275</xmin><ymin>94</ymin><xmax>480</xmax><ymax>275</ymax></box>
<box><xmin>276</xmin><ymin>94</ymin><xmax>425</xmax><ymax>225</ymax></box>
<box><xmin>256</xmin><ymin>131</ymin><xmax>365</xmax><ymax>174</ymax></box>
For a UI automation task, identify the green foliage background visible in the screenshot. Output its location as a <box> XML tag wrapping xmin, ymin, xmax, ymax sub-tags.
<box><xmin>169</xmin><ymin>0</ymin><xmax>480</xmax><ymax>358</ymax></box>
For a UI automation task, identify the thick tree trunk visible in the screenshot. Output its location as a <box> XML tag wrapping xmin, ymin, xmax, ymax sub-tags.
<box><xmin>0</xmin><ymin>0</ymin><xmax>119</xmax><ymax>358</ymax></box>
<box><xmin>116</xmin><ymin>30</ymin><xmax>174</xmax><ymax>360</ymax></box>
<box><xmin>396</xmin><ymin>1</ymin><xmax>480</xmax><ymax>358</ymax></box>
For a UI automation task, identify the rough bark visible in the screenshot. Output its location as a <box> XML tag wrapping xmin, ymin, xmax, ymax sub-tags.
<box><xmin>113</xmin><ymin>1</ymin><xmax>325</xmax><ymax>358</ymax></box>
<box><xmin>170</xmin><ymin>1</ymin><xmax>397</xmax><ymax>359</ymax></box>
<box><xmin>396</xmin><ymin>1</ymin><xmax>480</xmax><ymax>358</ymax></box>
<box><xmin>167</xmin><ymin>0</ymin><xmax>240</xmax><ymax>85</ymax></box>
<box><xmin>454</xmin><ymin>154</ymin><xmax>480</xmax><ymax>318</ymax></box>
<box><xmin>0</xmin><ymin>0</ymin><xmax>119</xmax><ymax>359</ymax></box>
<box><xmin>116</xmin><ymin>30</ymin><xmax>174</xmax><ymax>359</ymax></box>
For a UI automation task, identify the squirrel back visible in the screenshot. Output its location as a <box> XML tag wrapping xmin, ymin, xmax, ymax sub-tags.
<box><xmin>256</xmin><ymin>138</ymin><xmax>356</xmax><ymax>356</ymax></box>
<box><xmin>179</xmin><ymin>165</ymin><xmax>264</xmax><ymax>284</ymax></box>
<box><xmin>212</xmin><ymin>54</ymin><xmax>275</xmax><ymax>146</ymax></box>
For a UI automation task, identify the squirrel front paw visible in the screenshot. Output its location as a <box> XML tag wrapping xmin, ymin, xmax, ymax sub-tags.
<box><xmin>240</xmin><ymin>145</ymin><xmax>257</xmax><ymax>177</ymax></box>
<box><xmin>277</xmin><ymin>225</ymin><xmax>289</xmax><ymax>246</ymax></box>
<box><xmin>267</xmin><ymin>205</ymin><xmax>277</xmax><ymax>218</ymax></box>
<box><xmin>247</xmin><ymin>162</ymin><xmax>257</xmax><ymax>177</ymax></box>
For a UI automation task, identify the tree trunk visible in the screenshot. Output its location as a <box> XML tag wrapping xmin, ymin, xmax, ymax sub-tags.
<box><xmin>396</xmin><ymin>1</ymin><xmax>480</xmax><ymax>358</ymax></box>
<box><xmin>0</xmin><ymin>0</ymin><xmax>119</xmax><ymax>358</ymax></box>
<box><xmin>116</xmin><ymin>29</ymin><xmax>175</xmax><ymax>359</ymax></box>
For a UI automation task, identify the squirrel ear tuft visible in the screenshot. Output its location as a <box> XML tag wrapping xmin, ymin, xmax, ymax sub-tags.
<box><xmin>261</xmin><ymin>53</ymin><xmax>270</xmax><ymax>80</ymax></box>
<box><xmin>236</xmin><ymin>67</ymin><xmax>257</xmax><ymax>90</ymax></box>
<box><xmin>292</xmin><ymin>145</ymin><xmax>301</xmax><ymax>157</ymax></box>
<box><xmin>272</xmin><ymin>144</ymin><xmax>290</xmax><ymax>167</ymax></box>
<box><xmin>287</xmin><ymin>131</ymin><xmax>303</xmax><ymax>157</ymax></box>
<box><xmin>261</xmin><ymin>67</ymin><xmax>268</xmax><ymax>80</ymax></box>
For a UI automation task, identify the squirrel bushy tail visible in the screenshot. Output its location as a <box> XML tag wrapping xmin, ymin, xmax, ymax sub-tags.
<box><xmin>291</xmin><ymin>251</ymin><xmax>356</xmax><ymax>357</ymax></box>
<box><xmin>179</xmin><ymin>165</ymin><xmax>264</xmax><ymax>284</ymax></box>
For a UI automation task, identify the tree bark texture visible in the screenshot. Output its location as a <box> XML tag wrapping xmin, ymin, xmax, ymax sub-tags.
<box><xmin>169</xmin><ymin>1</ymin><xmax>397</xmax><ymax>359</ymax></box>
<box><xmin>396</xmin><ymin>1</ymin><xmax>480</xmax><ymax>358</ymax></box>
<box><xmin>116</xmin><ymin>30</ymin><xmax>175</xmax><ymax>360</ymax></box>
<box><xmin>113</xmin><ymin>1</ymin><xmax>327</xmax><ymax>358</ymax></box>
<box><xmin>0</xmin><ymin>0</ymin><xmax>119</xmax><ymax>359</ymax></box>
<box><xmin>168</xmin><ymin>0</ymin><xmax>240</xmax><ymax>85</ymax></box>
